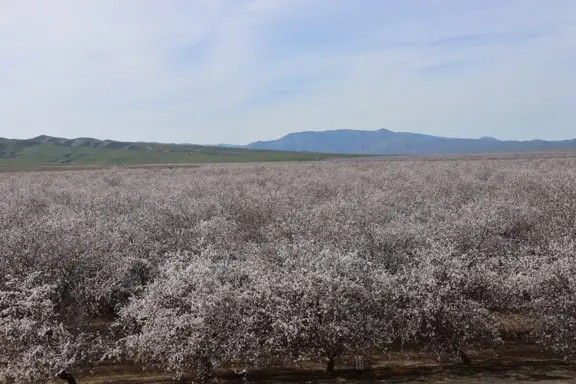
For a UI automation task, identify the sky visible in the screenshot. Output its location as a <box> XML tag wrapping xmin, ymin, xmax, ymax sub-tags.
<box><xmin>0</xmin><ymin>0</ymin><xmax>575</xmax><ymax>145</ymax></box>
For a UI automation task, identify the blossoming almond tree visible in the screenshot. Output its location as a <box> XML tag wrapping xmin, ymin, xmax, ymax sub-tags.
<box><xmin>529</xmin><ymin>239</ymin><xmax>576</xmax><ymax>358</ymax></box>
<box><xmin>251</xmin><ymin>244</ymin><xmax>396</xmax><ymax>372</ymax></box>
<box><xmin>393</xmin><ymin>241</ymin><xmax>501</xmax><ymax>364</ymax></box>
<box><xmin>0</xmin><ymin>273</ymin><xmax>94</xmax><ymax>383</ymax></box>
<box><xmin>114</xmin><ymin>250</ymin><xmax>263</xmax><ymax>380</ymax></box>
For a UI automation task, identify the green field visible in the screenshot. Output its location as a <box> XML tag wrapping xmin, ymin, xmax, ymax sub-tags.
<box><xmin>0</xmin><ymin>136</ymin><xmax>365</xmax><ymax>168</ymax></box>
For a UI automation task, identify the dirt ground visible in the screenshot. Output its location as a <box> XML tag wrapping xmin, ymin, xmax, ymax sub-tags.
<box><xmin>72</xmin><ymin>342</ymin><xmax>576</xmax><ymax>384</ymax></box>
<box><xmin>74</xmin><ymin>363</ymin><xmax>576</xmax><ymax>384</ymax></box>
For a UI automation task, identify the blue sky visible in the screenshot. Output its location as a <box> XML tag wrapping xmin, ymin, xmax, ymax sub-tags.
<box><xmin>0</xmin><ymin>0</ymin><xmax>574</xmax><ymax>144</ymax></box>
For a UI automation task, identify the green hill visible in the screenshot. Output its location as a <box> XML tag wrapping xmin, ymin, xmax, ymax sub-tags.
<box><xmin>0</xmin><ymin>135</ymin><xmax>363</xmax><ymax>169</ymax></box>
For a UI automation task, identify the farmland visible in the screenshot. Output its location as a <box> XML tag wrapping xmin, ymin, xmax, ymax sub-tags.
<box><xmin>2</xmin><ymin>153</ymin><xmax>576</xmax><ymax>383</ymax></box>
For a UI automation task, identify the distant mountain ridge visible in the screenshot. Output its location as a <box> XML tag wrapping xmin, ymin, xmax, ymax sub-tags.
<box><xmin>238</xmin><ymin>129</ymin><xmax>576</xmax><ymax>155</ymax></box>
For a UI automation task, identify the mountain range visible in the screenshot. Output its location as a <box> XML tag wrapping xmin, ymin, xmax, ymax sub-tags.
<box><xmin>233</xmin><ymin>129</ymin><xmax>576</xmax><ymax>155</ymax></box>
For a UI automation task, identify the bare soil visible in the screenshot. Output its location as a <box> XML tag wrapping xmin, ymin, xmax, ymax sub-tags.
<box><xmin>69</xmin><ymin>342</ymin><xmax>576</xmax><ymax>384</ymax></box>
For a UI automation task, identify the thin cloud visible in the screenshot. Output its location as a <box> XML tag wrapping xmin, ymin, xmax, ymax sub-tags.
<box><xmin>0</xmin><ymin>0</ymin><xmax>574</xmax><ymax>144</ymax></box>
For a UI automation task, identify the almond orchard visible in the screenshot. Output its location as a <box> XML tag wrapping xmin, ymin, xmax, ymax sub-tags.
<box><xmin>1</xmin><ymin>156</ymin><xmax>576</xmax><ymax>382</ymax></box>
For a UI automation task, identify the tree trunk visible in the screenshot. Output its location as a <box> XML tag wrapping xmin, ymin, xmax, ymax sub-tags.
<box><xmin>198</xmin><ymin>358</ymin><xmax>213</xmax><ymax>382</ymax></box>
<box><xmin>326</xmin><ymin>358</ymin><xmax>335</xmax><ymax>373</ymax></box>
<box><xmin>56</xmin><ymin>370</ymin><xmax>77</xmax><ymax>384</ymax></box>
<box><xmin>458</xmin><ymin>348</ymin><xmax>472</xmax><ymax>367</ymax></box>
<box><xmin>451</xmin><ymin>343</ymin><xmax>472</xmax><ymax>367</ymax></box>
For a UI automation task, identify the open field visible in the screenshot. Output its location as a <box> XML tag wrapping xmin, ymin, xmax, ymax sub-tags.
<box><xmin>2</xmin><ymin>153</ymin><xmax>576</xmax><ymax>383</ymax></box>
<box><xmin>1</xmin><ymin>149</ymin><xmax>575</xmax><ymax>173</ymax></box>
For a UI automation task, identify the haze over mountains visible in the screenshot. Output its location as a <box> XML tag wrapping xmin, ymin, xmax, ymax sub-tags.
<box><xmin>234</xmin><ymin>129</ymin><xmax>576</xmax><ymax>155</ymax></box>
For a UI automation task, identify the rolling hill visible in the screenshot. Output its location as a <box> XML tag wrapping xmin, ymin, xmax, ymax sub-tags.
<box><xmin>242</xmin><ymin>129</ymin><xmax>576</xmax><ymax>155</ymax></box>
<box><xmin>0</xmin><ymin>135</ymin><xmax>363</xmax><ymax>168</ymax></box>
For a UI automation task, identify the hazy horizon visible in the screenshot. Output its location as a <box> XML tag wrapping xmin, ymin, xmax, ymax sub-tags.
<box><xmin>4</xmin><ymin>128</ymin><xmax>576</xmax><ymax>147</ymax></box>
<box><xmin>1</xmin><ymin>1</ymin><xmax>575</xmax><ymax>145</ymax></box>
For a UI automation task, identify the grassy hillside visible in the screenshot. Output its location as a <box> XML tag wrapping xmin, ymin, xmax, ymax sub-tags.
<box><xmin>0</xmin><ymin>135</ymin><xmax>363</xmax><ymax>168</ymax></box>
